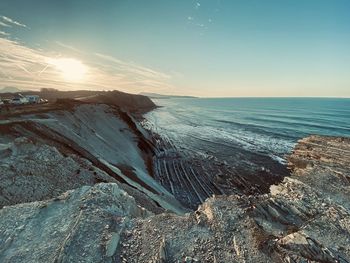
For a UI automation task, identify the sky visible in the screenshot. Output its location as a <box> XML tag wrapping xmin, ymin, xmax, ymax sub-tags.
<box><xmin>0</xmin><ymin>0</ymin><xmax>349</xmax><ymax>97</ymax></box>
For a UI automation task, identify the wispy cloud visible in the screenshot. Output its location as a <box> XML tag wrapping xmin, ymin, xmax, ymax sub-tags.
<box><xmin>0</xmin><ymin>21</ymin><xmax>11</xmax><ymax>27</ymax></box>
<box><xmin>55</xmin><ymin>41</ymin><xmax>82</xmax><ymax>53</ymax></box>
<box><xmin>0</xmin><ymin>37</ymin><xmax>174</xmax><ymax>93</ymax></box>
<box><xmin>1</xmin><ymin>15</ymin><xmax>27</xmax><ymax>28</ymax></box>
<box><xmin>0</xmin><ymin>31</ymin><xmax>9</xmax><ymax>36</ymax></box>
<box><xmin>95</xmin><ymin>53</ymin><xmax>171</xmax><ymax>80</ymax></box>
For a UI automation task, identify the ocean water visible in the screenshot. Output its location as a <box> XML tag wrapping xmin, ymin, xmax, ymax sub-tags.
<box><xmin>145</xmin><ymin>98</ymin><xmax>350</xmax><ymax>169</ymax></box>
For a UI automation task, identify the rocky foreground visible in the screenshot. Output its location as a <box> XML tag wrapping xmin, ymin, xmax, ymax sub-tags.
<box><xmin>0</xmin><ymin>134</ymin><xmax>349</xmax><ymax>262</ymax></box>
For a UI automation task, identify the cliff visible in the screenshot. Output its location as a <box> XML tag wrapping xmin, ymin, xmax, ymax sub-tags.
<box><xmin>0</xmin><ymin>89</ymin><xmax>156</xmax><ymax>113</ymax></box>
<box><xmin>0</xmin><ymin>103</ymin><xmax>184</xmax><ymax>214</ymax></box>
<box><xmin>81</xmin><ymin>90</ymin><xmax>157</xmax><ymax>113</ymax></box>
<box><xmin>0</xmin><ymin>101</ymin><xmax>349</xmax><ymax>263</ymax></box>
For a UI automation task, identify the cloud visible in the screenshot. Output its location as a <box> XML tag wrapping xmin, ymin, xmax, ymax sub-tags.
<box><xmin>94</xmin><ymin>52</ymin><xmax>171</xmax><ymax>80</ymax></box>
<box><xmin>0</xmin><ymin>37</ymin><xmax>174</xmax><ymax>93</ymax></box>
<box><xmin>0</xmin><ymin>31</ymin><xmax>9</xmax><ymax>36</ymax></box>
<box><xmin>0</xmin><ymin>21</ymin><xmax>11</xmax><ymax>27</ymax></box>
<box><xmin>1</xmin><ymin>15</ymin><xmax>27</xmax><ymax>28</ymax></box>
<box><xmin>55</xmin><ymin>41</ymin><xmax>82</xmax><ymax>53</ymax></box>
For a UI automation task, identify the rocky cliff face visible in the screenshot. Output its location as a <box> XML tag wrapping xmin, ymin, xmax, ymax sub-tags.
<box><xmin>0</xmin><ymin>103</ymin><xmax>185</xmax><ymax>214</ymax></box>
<box><xmin>0</xmin><ymin>111</ymin><xmax>349</xmax><ymax>263</ymax></box>
<box><xmin>118</xmin><ymin>135</ymin><xmax>350</xmax><ymax>262</ymax></box>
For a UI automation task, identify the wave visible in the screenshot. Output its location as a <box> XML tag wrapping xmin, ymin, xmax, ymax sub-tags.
<box><xmin>245</xmin><ymin>116</ymin><xmax>350</xmax><ymax>134</ymax></box>
<box><xmin>145</xmin><ymin>97</ymin><xmax>350</xmax><ymax>172</ymax></box>
<box><xmin>214</xmin><ymin>119</ymin><xmax>303</xmax><ymax>139</ymax></box>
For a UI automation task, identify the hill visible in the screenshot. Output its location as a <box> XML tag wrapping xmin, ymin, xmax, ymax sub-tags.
<box><xmin>0</xmin><ymin>87</ymin><xmax>23</xmax><ymax>93</ymax></box>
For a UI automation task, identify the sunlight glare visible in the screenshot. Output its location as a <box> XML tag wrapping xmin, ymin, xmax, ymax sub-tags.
<box><xmin>48</xmin><ymin>58</ymin><xmax>88</xmax><ymax>82</ymax></box>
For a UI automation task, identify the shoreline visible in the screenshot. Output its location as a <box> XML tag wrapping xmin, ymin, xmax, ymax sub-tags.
<box><xmin>141</xmin><ymin>103</ymin><xmax>290</xmax><ymax>209</ymax></box>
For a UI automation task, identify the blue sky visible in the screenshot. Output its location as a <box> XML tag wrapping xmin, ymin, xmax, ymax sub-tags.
<box><xmin>0</xmin><ymin>0</ymin><xmax>349</xmax><ymax>97</ymax></box>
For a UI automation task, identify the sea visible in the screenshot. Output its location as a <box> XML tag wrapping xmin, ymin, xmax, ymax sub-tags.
<box><xmin>145</xmin><ymin>97</ymin><xmax>350</xmax><ymax>171</ymax></box>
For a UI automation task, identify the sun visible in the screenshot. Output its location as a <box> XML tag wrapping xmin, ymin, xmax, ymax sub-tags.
<box><xmin>48</xmin><ymin>58</ymin><xmax>88</xmax><ymax>82</ymax></box>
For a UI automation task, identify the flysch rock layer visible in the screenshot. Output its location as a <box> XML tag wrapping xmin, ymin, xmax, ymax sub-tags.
<box><xmin>0</xmin><ymin>103</ymin><xmax>186</xmax><ymax>214</ymax></box>
<box><xmin>0</xmin><ymin>132</ymin><xmax>349</xmax><ymax>262</ymax></box>
<box><xmin>118</xmin><ymin>135</ymin><xmax>350</xmax><ymax>262</ymax></box>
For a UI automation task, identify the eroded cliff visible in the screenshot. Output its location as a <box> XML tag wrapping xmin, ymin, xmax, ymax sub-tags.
<box><xmin>0</xmin><ymin>99</ymin><xmax>349</xmax><ymax>262</ymax></box>
<box><xmin>0</xmin><ymin>102</ymin><xmax>185</xmax><ymax>214</ymax></box>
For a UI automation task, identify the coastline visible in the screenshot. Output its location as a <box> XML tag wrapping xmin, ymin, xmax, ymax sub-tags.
<box><xmin>141</xmin><ymin>98</ymin><xmax>292</xmax><ymax>209</ymax></box>
<box><xmin>0</xmin><ymin>92</ymin><xmax>349</xmax><ymax>262</ymax></box>
<box><xmin>140</xmin><ymin>118</ymin><xmax>288</xmax><ymax>209</ymax></box>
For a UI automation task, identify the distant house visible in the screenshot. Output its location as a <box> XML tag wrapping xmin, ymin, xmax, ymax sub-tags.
<box><xmin>11</xmin><ymin>94</ymin><xmax>29</xmax><ymax>105</ymax></box>
<box><xmin>25</xmin><ymin>95</ymin><xmax>40</xmax><ymax>104</ymax></box>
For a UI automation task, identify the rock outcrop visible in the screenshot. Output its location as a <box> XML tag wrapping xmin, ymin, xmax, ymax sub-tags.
<box><xmin>288</xmin><ymin>135</ymin><xmax>350</xmax><ymax>210</ymax></box>
<box><xmin>117</xmin><ymin>135</ymin><xmax>350</xmax><ymax>262</ymax></box>
<box><xmin>0</xmin><ymin>183</ymin><xmax>149</xmax><ymax>263</ymax></box>
<box><xmin>0</xmin><ymin>137</ymin><xmax>116</xmax><ymax>207</ymax></box>
<box><xmin>0</xmin><ymin>127</ymin><xmax>349</xmax><ymax>262</ymax></box>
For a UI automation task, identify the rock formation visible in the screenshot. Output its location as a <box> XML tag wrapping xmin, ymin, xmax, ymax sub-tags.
<box><xmin>118</xmin><ymin>135</ymin><xmax>350</xmax><ymax>262</ymax></box>
<box><xmin>0</xmin><ymin>102</ymin><xmax>186</xmax><ymax>214</ymax></box>
<box><xmin>0</xmin><ymin>183</ymin><xmax>149</xmax><ymax>263</ymax></box>
<box><xmin>0</xmin><ymin>94</ymin><xmax>349</xmax><ymax>262</ymax></box>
